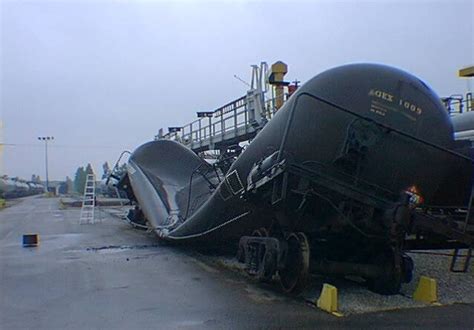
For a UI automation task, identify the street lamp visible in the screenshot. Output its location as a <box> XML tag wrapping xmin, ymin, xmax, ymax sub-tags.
<box><xmin>38</xmin><ymin>136</ymin><xmax>54</xmax><ymax>192</ymax></box>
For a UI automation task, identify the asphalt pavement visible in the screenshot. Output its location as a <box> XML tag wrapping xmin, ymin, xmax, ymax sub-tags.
<box><xmin>0</xmin><ymin>196</ymin><xmax>473</xmax><ymax>329</ymax></box>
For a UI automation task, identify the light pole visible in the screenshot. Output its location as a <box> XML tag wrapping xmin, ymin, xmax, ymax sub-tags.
<box><xmin>38</xmin><ymin>136</ymin><xmax>54</xmax><ymax>192</ymax></box>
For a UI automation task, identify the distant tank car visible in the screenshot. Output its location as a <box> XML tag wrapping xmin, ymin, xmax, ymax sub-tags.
<box><xmin>27</xmin><ymin>182</ymin><xmax>45</xmax><ymax>195</ymax></box>
<box><xmin>117</xmin><ymin>64</ymin><xmax>473</xmax><ymax>295</ymax></box>
<box><xmin>0</xmin><ymin>178</ymin><xmax>16</xmax><ymax>197</ymax></box>
<box><xmin>0</xmin><ymin>177</ymin><xmax>45</xmax><ymax>199</ymax></box>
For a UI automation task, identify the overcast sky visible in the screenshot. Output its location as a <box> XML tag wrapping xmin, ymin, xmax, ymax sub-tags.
<box><xmin>1</xmin><ymin>0</ymin><xmax>473</xmax><ymax>181</ymax></box>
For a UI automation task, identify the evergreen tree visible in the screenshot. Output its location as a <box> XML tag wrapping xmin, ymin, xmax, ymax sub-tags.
<box><xmin>102</xmin><ymin>162</ymin><xmax>111</xmax><ymax>179</ymax></box>
<box><xmin>74</xmin><ymin>166</ymin><xmax>86</xmax><ymax>194</ymax></box>
<box><xmin>85</xmin><ymin>163</ymin><xmax>94</xmax><ymax>175</ymax></box>
<box><xmin>65</xmin><ymin>176</ymin><xmax>74</xmax><ymax>194</ymax></box>
<box><xmin>73</xmin><ymin>164</ymin><xmax>95</xmax><ymax>194</ymax></box>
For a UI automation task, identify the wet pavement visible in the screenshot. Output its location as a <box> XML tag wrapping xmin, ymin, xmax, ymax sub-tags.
<box><xmin>1</xmin><ymin>196</ymin><xmax>473</xmax><ymax>329</ymax></box>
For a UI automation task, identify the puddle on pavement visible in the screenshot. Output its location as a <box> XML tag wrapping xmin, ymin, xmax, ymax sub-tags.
<box><xmin>85</xmin><ymin>244</ymin><xmax>160</xmax><ymax>253</ymax></box>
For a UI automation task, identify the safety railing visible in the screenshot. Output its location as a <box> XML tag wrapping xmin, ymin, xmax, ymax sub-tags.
<box><xmin>443</xmin><ymin>92</ymin><xmax>473</xmax><ymax>114</ymax></box>
<box><xmin>158</xmin><ymin>92</ymin><xmax>289</xmax><ymax>151</ymax></box>
<box><xmin>181</xmin><ymin>96</ymin><xmax>248</xmax><ymax>143</ymax></box>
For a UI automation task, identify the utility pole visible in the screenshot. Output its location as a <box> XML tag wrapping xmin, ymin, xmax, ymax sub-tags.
<box><xmin>38</xmin><ymin>136</ymin><xmax>54</xmax><ymax>192</ymax></box>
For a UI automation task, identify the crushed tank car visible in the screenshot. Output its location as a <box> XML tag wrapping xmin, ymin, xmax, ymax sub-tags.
<box><xmin>118</xmin><ymin>64</ymin><xmax>473</xmax><ymax>295</ymax></box>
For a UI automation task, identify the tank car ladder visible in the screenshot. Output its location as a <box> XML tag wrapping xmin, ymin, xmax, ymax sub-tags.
<box><xmin>450</xmin><ymin>187</ymin><xmax>474</xmax><ymax>272</ymax></box>
<box><xmin>80</xmin><ymin>174</ymin><xmax>96</xmax><ymax>224</ymax></box>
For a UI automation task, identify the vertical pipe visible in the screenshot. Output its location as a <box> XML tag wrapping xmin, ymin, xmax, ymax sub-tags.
<box><xmin>45</xmin><ymin>139</ymin><xmax>49</xmax><ymax>192</ymax></box>
<box><xmin>467</xmin><ymin>92</ymin><xmax>472</xmax><ymax>112</ymax></box>
<box><xmin>275</xmin><ymin>85</ymin><xmax>284</xmax><ymax>110</ymax></box>
<box><xmin>245</xmin><ymin>106</ymin><xmax>248</xmax><ymax>133</ymax></box>
<box><xmin>199</xmin><ymin>119</ymin><xmax>202</xmax><ymax>141</ymax></box>
<box><xmin>234</xmin><ymin>106</ymin><xmax>237</xmax><ymax>135</ymax></box>
<box><xmin>209</xmin><ymin>117</ymin><xmax>213</xmax><ymax>139</ymax></box>
<box><xmin>220</xmin><ymin>111</ymin><xmax>224</xmax><ymax>134</ymax></box>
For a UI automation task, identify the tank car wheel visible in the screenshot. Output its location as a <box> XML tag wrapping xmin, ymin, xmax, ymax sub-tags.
<box><xmin>367</xmin><ymin>249</ymin><xmax>403</xmax><ymax>295</ymax></box>
<box><xmin>237</xmin><ymin>228</ymin><xmax>269</xmax><ymax>263</ymax></box>
<box><xmin>279</xmin><ymin>232</ymin><xmax>310</xmax><ymax>294</ymax></box>
<box><xmin>254</xmin><ymin>227</ymin><xmax>274</xmax><ymax>282</ymax></box>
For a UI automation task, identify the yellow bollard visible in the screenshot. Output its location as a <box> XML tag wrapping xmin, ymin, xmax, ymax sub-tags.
<box><xmin>413</xmin><ymin>276</ymin><xmax>438</xmax><ymax>304</ymax></box>
<box><xmin>317</xmin><ymin>283</ymin><xmax>343</xmax><ymax>316</ymax></box>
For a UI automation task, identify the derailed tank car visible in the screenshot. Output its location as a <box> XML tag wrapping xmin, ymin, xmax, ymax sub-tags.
<box><xmin>118</xmin><ymin>64</ymin><xmax>473</xmax><ymax>295</ymax></box>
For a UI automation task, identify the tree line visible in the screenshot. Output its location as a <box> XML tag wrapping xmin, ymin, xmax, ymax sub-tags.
<box><xmin>73</xmin><ymin>162</ymin><xmax>116</xmax><ymax>195</ymax></box>
<box><xmin>74</xmin><ymin>163</ymin><xmax>94</xmax><ymax>195</ymax></box>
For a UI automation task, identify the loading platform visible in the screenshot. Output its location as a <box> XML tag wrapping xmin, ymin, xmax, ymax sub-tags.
<box><xmin>155</xmin><ymin>62</ymin><xmax>295</xmax><ymax>154</ymax></box>
<box><xmin>157</xmin><ymin>95</ymin><xmax>267</xmax><ymax>153</ymax></box>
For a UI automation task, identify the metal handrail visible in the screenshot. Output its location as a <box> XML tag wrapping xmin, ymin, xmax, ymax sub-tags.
<box><xmin>106</xmin><ymin>150</ymin><xmax>132</xmax><ymax>185</ymax></box>
<box><xmin>160</xmin><ymin>92</ymin><xmax>288</xmax><ymax>149</ymax></box>
<box><xmin>443</xmin><ymin>92</ymin><xmax>473</xmax><ymax>114</ymax></box>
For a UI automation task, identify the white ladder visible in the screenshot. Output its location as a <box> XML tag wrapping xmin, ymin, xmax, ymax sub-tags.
<box><xmin>80</xmin><ymin>174</ymin><xmax>96</xmax><ymax>224</ymax></box>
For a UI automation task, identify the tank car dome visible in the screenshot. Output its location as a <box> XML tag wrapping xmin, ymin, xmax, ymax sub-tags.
<box><xmin>295</xmin><ymin>63</ymin><xmax>453</xmax><ymax>148</ymax></box>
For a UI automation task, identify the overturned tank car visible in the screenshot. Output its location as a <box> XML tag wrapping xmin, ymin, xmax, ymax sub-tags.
<box><xmin>117</xmin><ymin>64</ymin><xmax>474</xmax><ymax>295</ymax></box>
